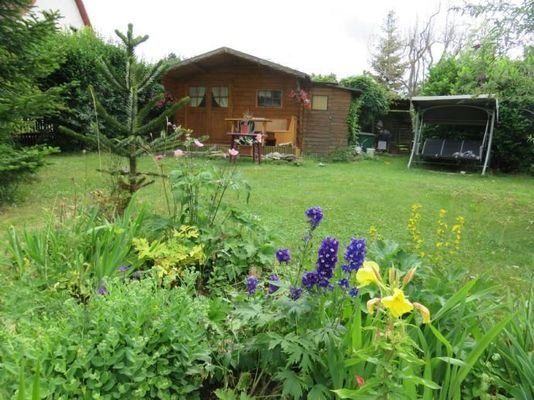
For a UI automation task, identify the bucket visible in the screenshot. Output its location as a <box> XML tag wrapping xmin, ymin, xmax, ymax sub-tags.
<box><xmin>366</xmin><ymin>148</ymin><xmax>376</xmax><ymax>157</ymax></box>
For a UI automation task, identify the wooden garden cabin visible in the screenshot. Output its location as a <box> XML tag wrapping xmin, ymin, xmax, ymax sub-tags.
<box><xmin>163</xmin><ymin>47</ymin><xmax>360</xmax><ymax>155</ymax></box>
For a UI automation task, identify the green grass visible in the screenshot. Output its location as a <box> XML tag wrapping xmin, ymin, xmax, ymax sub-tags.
<box><xmin>1</xmin><ymin>153</ymin><xmax>533</xmax><ymax>288</ymax></box>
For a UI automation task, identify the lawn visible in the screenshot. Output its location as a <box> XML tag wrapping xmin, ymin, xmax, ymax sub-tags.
<box><xmin>1</xmin><ymin>152</ymin><xmax>533</xmax><ymax>288</ymax></box>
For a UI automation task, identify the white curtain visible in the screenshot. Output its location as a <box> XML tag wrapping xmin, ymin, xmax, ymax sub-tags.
<box><xmin>189</xmin><ymin>87</ymin><xmax>206</xmax><ymax>107</ymax></box>
<box><xmin>212</xmin><ymin>87</ymin><xmax>228</xmax><ymax>107</ymax></box>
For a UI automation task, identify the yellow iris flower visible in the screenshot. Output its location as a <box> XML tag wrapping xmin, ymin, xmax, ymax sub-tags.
<box><xmin>356</xmin><ymin>261</ymin><xmax>381</xmax><ymax>287</ymax></box>
<box><xmin>381</xmin><ymin>288</ymin><xmax>414</xmax><ymax>318</ymax></box>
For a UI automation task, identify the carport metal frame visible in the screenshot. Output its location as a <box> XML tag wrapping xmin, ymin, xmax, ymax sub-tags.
<box><xmin>407</xmin><ymin>95</ymin><xmax>498</xmax><ymax>175</ymax></box>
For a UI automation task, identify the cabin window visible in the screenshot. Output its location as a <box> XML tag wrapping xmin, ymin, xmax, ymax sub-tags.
<box><xmin>212</xmin><ymin>87</ymin><xmax>229</xmax><ymax>108</ymax></box>
<box><xmin>257</xmin><ymin>90</ymin><xmax>282</xmax><ymax>107</ymax></box>
<box><xmin>312</xmin><ymin>95</ymin><xmax>328</xmax><ymax>110</ymax></box>
<box><xmin>189</xmin><ymin>86</ymin><xmax>206</xmax><ymax>107</ymax></box>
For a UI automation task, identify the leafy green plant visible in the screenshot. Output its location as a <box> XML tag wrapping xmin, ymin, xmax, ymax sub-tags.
<box><xmin>209</xmin><ymin>208</ymin><xmax>366</xmax><ymax>399</ymax></box>
<box><xmin>147</xmin><ymin>145</ymin><xmax>274</xmax><ymax>290</ymax></box>
<box><xmin>5</xmin><ymin>201</ymin><xmax>145</xmax><ymax>295</ymax></box>
<box><xmin>133</xmin><ymin>224</ymin><xmax>206</xmax><ymax>286</ymax></box>
<box><xmin>488</xmin><ymin>281</ymin><xmax>534</xmax><ymax>398</ymax></box>
<box><xmin>0</xmin><ymin>275</ymin><xmax>212</xmax><ymax>399</ymax></box>
<box><xmin>167</xmin><ymin>141</ymin><xmax>250</xmax><ymax>227</ymax></box>
<box><xmin>340</xmin><ymin>75</ymin><xmax>389</xmax><ymax>133</ymax></box>
<box><xmin>327</xmin><ymin>146</ymin><xmax>360</xmax><ymax>163</ymax></box>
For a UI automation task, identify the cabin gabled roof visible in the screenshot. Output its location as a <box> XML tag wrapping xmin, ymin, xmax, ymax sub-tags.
<box><xmin>167</xmin><ymin>47</ymin><xmax>310</xmax><ymax>79</ymax></box>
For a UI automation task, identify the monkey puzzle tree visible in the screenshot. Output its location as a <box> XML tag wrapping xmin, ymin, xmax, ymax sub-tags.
<box><xmin>62</xmin><ymin>24</ymin><xmax>189</xmax><ymax>208</ymax></box>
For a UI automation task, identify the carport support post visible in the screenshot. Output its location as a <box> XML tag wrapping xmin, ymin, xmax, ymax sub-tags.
<box><xmin>408</xmin><ymin>113</ymin><xmax>421</xmax><ymax>168</ymax></box>
<box><xmin>482</xmin><ymin>111</ymin><xmax>496</xmax><ymax>176</ymax></box>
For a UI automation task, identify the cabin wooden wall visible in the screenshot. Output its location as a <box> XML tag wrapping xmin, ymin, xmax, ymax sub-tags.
<box><xmin>163</xmin><ymin>61</ymin><xmax>302</xmax><ymax>144</ymax></box>
<box><xmin>302</xmin><ymin>87</ymin><xmax>352</xmax><ymax>155</ymax></box>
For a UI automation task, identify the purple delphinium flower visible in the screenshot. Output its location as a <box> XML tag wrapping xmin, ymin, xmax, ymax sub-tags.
<box><xmin>246</xmin><ymin>276</ymin><xmax>259</xmax><ymax>295</ymax></box>
<box><xmin>302</xmin><ymin>271</ymin><xmax>319</xmax><ymax>289</ymax></box>
<box><xmin>97</xmin><ymin>286</ymin><xmax>108</xmax><ymax>296</ymax></box>
<box><xmin>276</xmin><ymin>248</ymin><xmax>291</xmax><ymax>264</ymax></box>
<box><xmin>342</xmin><ymin>264</ymin><xmax>351</xmax><ymax>273</ymax></box>
<box><xmin>290</xmin><ymin>287</ymin><xmax>303</xmax><ymax>300</ymax></box>
<box><xmin>315</xmin><ymin>237</ymin><xmax>339</xmax><ymax>281</ymax></box>
<box><xmin>318</xmin><ymin>278</ymin><xmax>331</xmax><ymax>288</ymax></box>
<box><xmin>338</xmin><ymin>277</ymin><xmax>349</xmax><ymax>288</ymax></box>
<box><xmin>349</xmin><ymin>287</ymin><xmax>359</xmax><ymax>298</ymax></box>
<box><xmin>268</xmin><ymin>274</ymin><xmax>280</xmax><ymax>294</ymax></box>
<box><xmin>344</xmin><ymin>238</ymin><xmax>366</xmax><ymax>272</ymax></box>
<box><xmin>118</xmin><ymin>265</ymin><xmax>129</xmax><ymax>273</ymax></box>
<box><xmin>305</xmin><ymin>207</ymin><xmax>323</xmax><ymax>229</ymax></box>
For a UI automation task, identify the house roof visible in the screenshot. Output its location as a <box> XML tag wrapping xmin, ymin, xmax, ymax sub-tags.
<box><xmin>167</xmin><ymin>47</ymin><xmax>309</xmax><ymax>79</ymax></box>
<box><xmin>411</xmin><ymin>95</ymin><xmax>498</xmax><ymax>125</ymax></box>
<box><xmin>73</xmin><ymin>0</ymin><xmax>91</xmax><ymax>27</ymax></box>
<box><xmin>31</xmin><ymin>0</ymin><xmax>91</xmax><ymax>27</ymax></box>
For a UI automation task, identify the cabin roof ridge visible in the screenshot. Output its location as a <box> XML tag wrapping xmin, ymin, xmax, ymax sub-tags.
<box><xmin>169</xmin><ymin>46</ymin><xmax>310</xmax><ymax>79</ymax></box>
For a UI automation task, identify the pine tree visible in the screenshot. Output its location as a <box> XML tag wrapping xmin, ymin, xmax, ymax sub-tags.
<box><xmin>61</xmin><ymin>24</ymin><xmax>189</xmax><ymax>209</ymax></box>
<box><xmin>0</xmin><ymin>0</ymin><xmax>63</xmax><ymax>204</ymax></box>
<box><xmin>370</xmin><ymin>10</ymin><xmax>407</xmax><ymax>94</ymax></box>
<box><xmin>0</xmin><ymin>0</ymin><xmax>64</xmax><ymax>139</ymax></box>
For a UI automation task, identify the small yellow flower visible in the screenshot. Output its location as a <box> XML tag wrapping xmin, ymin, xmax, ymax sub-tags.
<box><xmin>356</xmin><ymin>261</ymin><xmax>381</xmax><ymax>287</ymax></box>
<box><xmin>381</xmin><ymin>288</ymin><xmax>414</xmax><ymax>318</ymax></box>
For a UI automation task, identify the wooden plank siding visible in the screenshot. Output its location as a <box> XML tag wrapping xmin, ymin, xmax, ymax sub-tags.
<box><xmin>163</xmin><ymin>48</ymin><xmax>358</xmax><ymax>155</ymax></box>
<box><xmin>302</xmin><ymin>87</ymin><xmax>352</xmax><ymax>155</ymax></box>
<box><xmin>163</xmin><ymin>60</ymin><xmax>302</xmax><ymax>145</ymax></box>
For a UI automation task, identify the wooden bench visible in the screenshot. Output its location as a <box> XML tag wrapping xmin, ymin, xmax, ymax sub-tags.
<box><xmin>263</xmin><ymin>116</ymin><xmax>297</xmax><ymax>147</ymax></box>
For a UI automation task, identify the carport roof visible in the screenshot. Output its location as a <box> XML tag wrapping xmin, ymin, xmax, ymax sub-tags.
<box><xmin>411</xmin><ymin>95</ymin><xmax>498</xmax><ymax>125</ymax></box>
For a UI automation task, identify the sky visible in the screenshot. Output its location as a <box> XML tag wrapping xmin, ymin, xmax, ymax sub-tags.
<box><xmin>82</xmin><ymin>0</ymin><xmax>463</xmax><ymax>79</ymax></box>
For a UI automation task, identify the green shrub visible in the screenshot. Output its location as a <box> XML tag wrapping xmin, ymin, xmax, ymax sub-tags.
<box><xmin>0</xmin><ymin>144</ymin><xmax>58</xmax><ymax>205</ymax></box>
<box><xmin>0</xmin><ymin>276</ymin><xmax>212</xmax><ymax>399</ymax></box>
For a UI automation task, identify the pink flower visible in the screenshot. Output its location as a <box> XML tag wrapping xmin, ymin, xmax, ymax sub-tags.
<box><xmin>173</xmin><ymin>149</ymin><xmax>184</xmax><ymax>157</ymax></box>
<box><xmin>228</xmin><ymin>148</ymin><xmax>239</xmax><ymax>157</ymax></box>
<box><xmin>155</xmin><ymin>154</ymin><xmax>164</xmax><ymax>161</ymax></box>
<box><xmin>193</xmin><ymin>139</ymin><xmax>204</xmax><ymax>147</ymax></box>
<box><xmin>355</xmin><ymin>375</ymin><xmax>365</xmax><ymax>387</ymax></box>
